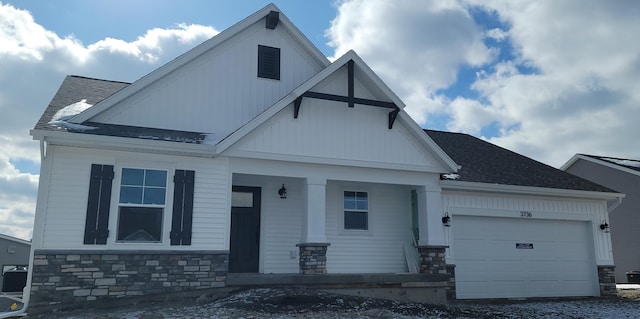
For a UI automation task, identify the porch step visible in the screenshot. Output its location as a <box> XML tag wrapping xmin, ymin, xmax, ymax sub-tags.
<box><xmin>226</xmin><ymin>273</ymin><xmax>449</xmax><ymax>288</ymax></box>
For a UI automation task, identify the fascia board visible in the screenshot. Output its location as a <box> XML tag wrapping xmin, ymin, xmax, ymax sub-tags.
<box><xmin>561</xmin><ymin>154</ymin><xmax>640</xmax><ymax>178</ymax></box>
<box><xmin>69</xmin><ymin>3</ymin><xmax>324</xmax><ymax>124</ymax></box>
<box><xmin>31</xmin><ymin>129</ymin><xmax>217</xmax><ymax>158</ymax></box>
<box><xmin>397</xmin><ymin>112</ymin><xmax>459</xmax><ymax>173</ymax></box>
<box><xmin>441</xmin><ymin>180</ymin><xmax>625</xmax><ymax>201</ymax></box>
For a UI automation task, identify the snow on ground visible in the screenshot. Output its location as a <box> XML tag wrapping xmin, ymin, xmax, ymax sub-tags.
<box><xmin>21</xmin><ymin>287</ymin><xmax>640</xmax><ymax>319</ymax></box>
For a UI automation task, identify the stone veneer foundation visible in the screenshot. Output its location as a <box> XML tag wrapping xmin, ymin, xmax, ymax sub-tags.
<box><xmin>297</xmin><ymin>243</ymin><xmax>329</xmax><ymax>275</ymax></box>
<box><xmin>597</xmin><ymin>265</ymin><xmax>616</xmax><ymax>297</ymax></box>
<box><xmin>417</xmin><ymin>245</ymin><xmax>456</xmax><ymax>300</ymax></box>
<box><xmin>30</xmin><ymin>250</ymin><xmax>228</xmax><ymax>308</ymax></box>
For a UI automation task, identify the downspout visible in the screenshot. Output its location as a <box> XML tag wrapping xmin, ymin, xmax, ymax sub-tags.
<box><xmin>607</xmin><ymin>196</ymin><xmax>623</xmax><ymax>213</ymax></box>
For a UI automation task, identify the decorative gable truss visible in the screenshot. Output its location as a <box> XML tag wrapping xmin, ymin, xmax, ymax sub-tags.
<box><xmin>293</xmin><ymin>60</ymin><xmax>401</xmax><ymax>129</ymax></box>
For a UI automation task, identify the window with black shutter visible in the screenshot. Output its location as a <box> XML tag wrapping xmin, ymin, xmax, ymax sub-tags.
<box><xmin>258</xmin><ymin>45</ymin><xmax>280</xmax><ymax>80</ymax></box>
<box><xmin>170</xmin><ymin>170</ymin><xmax>195</xmax><ymax>245</ymax></box>
<box><xmin>84</xmin><ymin>164</ymin><xmax>114</xmax><ymax>245</ymax></box>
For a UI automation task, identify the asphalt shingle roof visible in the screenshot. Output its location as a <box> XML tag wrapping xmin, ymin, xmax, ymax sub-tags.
<box><xmin>425</xmin><ymin>129</ymin><xmax>615</xmax><ymax>193</ymax></box>
<box><xmin>34</xmin><ymin>75</ymin><xmax>207</xmax><ymax>143</ymax></box>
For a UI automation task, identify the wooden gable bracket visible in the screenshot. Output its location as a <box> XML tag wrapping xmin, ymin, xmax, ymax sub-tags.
<box><xmin>294</xmin><ymin>59</ymin><xmax>401</xmax><ymax>129</ymax></box>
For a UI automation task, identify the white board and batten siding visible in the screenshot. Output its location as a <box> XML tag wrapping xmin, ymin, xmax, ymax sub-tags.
<box><xmin>443</xmin><ymin>191</ymin><xmax>611</xmax><ymax>299</ymax></box>
<box><xmin>228</xmin><ymin>98</ymin><xmax>441</xmax><ymax>172</ymax></box>
<box><xmin>91</xmin><ymin>19</ymin><xmax>324</xmax><ymax>140</ymax></box>
<box><xmin>39</xmin><ymin>145</ymin><xmax>230</xmax><ymax>251</ymax></box>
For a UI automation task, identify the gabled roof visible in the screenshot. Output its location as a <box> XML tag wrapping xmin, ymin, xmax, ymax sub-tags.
<box><xmin>32</xmin><ymin>75</ymin><xmax>207</xmax><ymax>144</ymax></box>
<box><xmin>562</xmin><ymin>154</ymin><xmax>640</xmax><ymax>176</ymax></box>
<box><xmin>0</xmin><ymin>233</ymin><xmax>31</xmax><ymax>245</ymax></box>
<box><xmin>68</xmin><ymin>3</ymin><xmax>329</xmax><ymax>125</ymax></box>
<box><xmin>426</xmin><ymin>130</ymin><xmax>615</xmax><ymax>193</ymax></box>
<box><xmin>216</xmin><ymin>50</ymin><xmax>459</xmax><ymax>172</ymax></box>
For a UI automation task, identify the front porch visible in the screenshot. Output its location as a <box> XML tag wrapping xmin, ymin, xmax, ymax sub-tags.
<box><xmin>226</xmin><ymin>272</ymin><xmax>452</xmax><ymax>304</ymax></box>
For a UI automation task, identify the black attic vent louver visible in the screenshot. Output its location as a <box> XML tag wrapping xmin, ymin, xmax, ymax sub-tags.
<box><xmin>266</xmin><ymin>11</ymin><xmax>279</xmax><ymax>29</ymax></box>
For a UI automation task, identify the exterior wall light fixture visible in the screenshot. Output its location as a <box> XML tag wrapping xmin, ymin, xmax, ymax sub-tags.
<box><xmin>278</xmin><ymin>184</ymin><xmax>287</xmax><ymax>199</ymax></box>
<box><xmin>600</xmin><ymin>221</ymin><xmax>610</xmax><ymax>233</ymax></box>
<box><xmin>442</xmin><ymin>213</ymin><xmax>451</xmax><ymax>227</ymax></box>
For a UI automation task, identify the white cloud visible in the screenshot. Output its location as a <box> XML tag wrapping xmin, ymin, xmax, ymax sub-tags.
<box><xmin>460</xmin><ymin>0</ymin><xmax>640</xmax><ymax>166</ymax></box>
<box><xmin>0</xmin><ymin>2</ymin><xmax>218</xmax><ymax>239</ymax></box>
<box><xmin>327</xmin><ymin>0</ymin><xmax>494</xmax><ymax>124</ymax></box>
<box><xmin>484</xmin><ymin>28</ymin><xmax>507</xmax><ymax>42</ymax></box>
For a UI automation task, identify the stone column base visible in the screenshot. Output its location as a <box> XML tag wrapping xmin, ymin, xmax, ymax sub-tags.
<box><xmin>598</xmin><ymin>265</ymin><xmax>616</xmax><ymax>297</ymax></box>
<box><xmin>296</xmin><ymin>243</ymin><xmax>330</xmax><ymax>275</ymax></box>
<box><xmin>418</xmin><ymin>245</ymin><xmax>456</xmax><ymax>300</ymax></box>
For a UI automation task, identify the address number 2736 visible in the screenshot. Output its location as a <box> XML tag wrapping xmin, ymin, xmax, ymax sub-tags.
<box><xmin>520</xmin><ymin>211</ymin><xmax>533</xmax><ymax>218</ymax></box>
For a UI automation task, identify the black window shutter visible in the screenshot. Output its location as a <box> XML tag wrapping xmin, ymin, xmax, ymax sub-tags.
<box><xmin>171</xmin><ymin>170</ymin><xmax>195</xmax><ymax>245</ymax></box>
<box><xmin>83</xmin><ymin>164</ymin><xmax>114</xmax><ymax>245</ymax></box>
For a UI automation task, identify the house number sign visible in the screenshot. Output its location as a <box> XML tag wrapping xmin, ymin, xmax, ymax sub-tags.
<box><xmin>520</xmin><ymin>211</ymin><xmax>533</xmax><ymax>218</ymax></box>
<box><xmin>516</xmin><ymin>243</ymin><xmax>534</xmax><ymax>249</ymax></box>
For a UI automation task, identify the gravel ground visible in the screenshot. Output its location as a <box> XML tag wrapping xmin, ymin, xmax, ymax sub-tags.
<box><xmin>18</xmin><ymin>288</ymin><xmax>640</xmax><ymax>319</ymax></box>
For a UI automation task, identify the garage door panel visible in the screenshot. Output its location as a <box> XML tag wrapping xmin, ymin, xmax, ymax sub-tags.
<box><xmin>453</xmin><ymin>215</ymin><xmax>599</xmax><ymax>299</ymax></box>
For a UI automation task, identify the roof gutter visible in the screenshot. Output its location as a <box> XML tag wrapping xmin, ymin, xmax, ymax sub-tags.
<box><xmin>30</xmin><ymin>129</ymin><xmax>218</xmax><ymax>158</ymax></box>
<box><xmin>441</xmin><ymin>180</ymin><xmax>625</xmax><ymax>201</ymax></box>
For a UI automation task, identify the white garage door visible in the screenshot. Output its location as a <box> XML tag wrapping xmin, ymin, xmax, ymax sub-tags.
<box><xmin>452</xmin><ymin>215</ymin><xmax>599</xmax><ymax>299</ymax></box>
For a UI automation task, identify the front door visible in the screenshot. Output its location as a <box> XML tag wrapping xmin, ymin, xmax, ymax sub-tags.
<box><xmin>229</xmin><ymin>186</ymin><xmax>261</xmax><ymax>273</ymax></box>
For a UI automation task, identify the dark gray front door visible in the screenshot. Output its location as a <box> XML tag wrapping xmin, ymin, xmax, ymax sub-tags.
<box><xmin>229</xmin><ymin>186</ymin><xmax>261</xmax><ymax>273</ymax></box>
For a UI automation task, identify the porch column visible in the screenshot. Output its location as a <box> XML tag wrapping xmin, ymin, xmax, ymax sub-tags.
<box><xmin>416</xmin><ymin>186</ymin><xmax>446</xmax><ymax>246</ymax></box>
<box><xmin>298</xmin><ymin>177</ymin><xmax>329</xmax><ymax>275</ymax></box>
<box><xmin>301</xmin><ymin>177</ymin><xmax>327</xmax><ymax>243</ymax></box>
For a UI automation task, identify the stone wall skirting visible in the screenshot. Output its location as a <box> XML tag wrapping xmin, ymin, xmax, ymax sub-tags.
<box><xmin>417</xmin><ymin>245</ymin><xmax>456</xmax><ymax>300</ymax></box>
<box><xmin>30</xmin><ymin>249</ymin><xmax>229</xmax><ymax>308</ymax></box>
<box><xmin>597</xmin><ymin>265</ymin><xmax>616</xmax><ymax>297</ymax></box>
<box><xmin>297</xmin><ymin>243</ymin><xmax>329</xmax><ymax>275</ymax></box>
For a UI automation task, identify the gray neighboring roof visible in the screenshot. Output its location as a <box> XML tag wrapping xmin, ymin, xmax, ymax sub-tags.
<box><xmin>425</xmin><ymin>130</ymin><xmax>615</xmax><ymax>193</ymax></box>
<box><xmin>581</xmin><ymin>154</ymin><xmax>640</xmax><ymax>173</ymax></box>
<box><xmin>34</xmin><ymin>75</ymin><xmax>207</xmax><ymax>144</ymax></box>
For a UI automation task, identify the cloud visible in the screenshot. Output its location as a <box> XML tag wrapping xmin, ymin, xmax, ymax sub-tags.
<box><xmin>327</xmin><ymin>0</ymin><xmax>494</xmax><ymax>124</ymax></box>
<box><xmin>460</xmin><ymin>0</ymin><xmax>640</xmax><ymax>166</ymax></box>
<box><xmin>0</xmin><ymin>2</ymin><xmax>218</xmax><ymax>239</ymax></box>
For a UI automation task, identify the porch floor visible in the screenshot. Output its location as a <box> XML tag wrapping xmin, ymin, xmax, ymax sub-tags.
<box><xmin>226</xmin><ymin>273</ymin><xmax>449</xmax><ymax>288</ymax></box>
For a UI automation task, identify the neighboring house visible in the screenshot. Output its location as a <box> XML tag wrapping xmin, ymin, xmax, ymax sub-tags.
<box><xmin>0</xmin><ymin>233</ymin><xmax>31</xmax><ymax>292</ymax></box>
<box><xmin>562</xmin><ymin>154</ymin><xmax>639</xmax><ymax>283</ymax></box>
<box><xmin>27</xmin><ymin>4</ymin><xmax>622</xmax><ymax>309</ymax></box>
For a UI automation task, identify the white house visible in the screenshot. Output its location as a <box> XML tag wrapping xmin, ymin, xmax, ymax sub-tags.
<box><xmin>26</xmin><ymin>3</ymin><xmax>622</xmax><ymax>310</ymax></box>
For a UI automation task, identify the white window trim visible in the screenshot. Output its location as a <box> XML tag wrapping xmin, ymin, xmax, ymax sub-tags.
<box><xmin>108</xmin><ymin>160</ymin><xmax>175</xmax><ymax>248</ymax></box>
<box><xmin>340</xmin><ymin>187</ymin><xmax>372</xmax><ymax>236</ymax></box>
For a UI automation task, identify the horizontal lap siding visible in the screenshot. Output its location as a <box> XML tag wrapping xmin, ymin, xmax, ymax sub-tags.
<box><xmin>326</xmin><ymin>182</ymin><xmax>411</xmax><ymax>273</ymax></box>
<box><xmin>232</xmin><ymin>175</ymin><xmax>302</xmax><ymax>274</ymax></box>
<box><xmin>185</xmin><ymin>157</ymin><xmax>229</xmax><ymax>250</ymax></box>
<box><xmin>41</xmin><ymin>146</ymin><xmax>230</xmax><ymax>250</ymax></box>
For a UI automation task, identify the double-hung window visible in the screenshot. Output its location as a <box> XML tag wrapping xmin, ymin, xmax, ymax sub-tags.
<box><xmin>344</xmin><ymin>191</ymin><xmax>368</xmax><ymax>230</ymax></box>
<box><xmin>117</xmin><ymin>168</ymin><xmax>167</xmax><ymax>243</ymax></box>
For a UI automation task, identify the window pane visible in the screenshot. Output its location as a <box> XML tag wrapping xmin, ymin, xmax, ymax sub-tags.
<box><xmin>345</xmin><ymin>211</ymin><xmax>368</xmax><ymax>230</ymax></box>
<box><xmin>356</xmin><ymin>198</ymin><xmax>368</xmax><ymax>210</ymax></box>
<box><xmin>143</xmin><ymin>187</ymin><xmax>166</xmax><ymax>205</ymax></box>
<box><xmin>232</xmin><ymin>192</ymin><xmax>253</xmax><ymax>207</ymax></box>
<box><xmin>145</xmin><ymin>170</ymin><xmax>167</xmax><ymax>187</ymax></box>
<box><xmin>344</xmin><ymin>198</ymin><xmax>356</xmax><ymax>209</ymax></box>
<box><xmin>119</xmin><ymin>186</ymin><xmax>142</xmax><ymax>204</ymax></box>
<box><xmin>117</xmin><ymin>207</ymin><xmax>163</xmax><ymax>242</ymax></box>
<box><xmin>121</xmin><ymin>168</ymin><xmax>144</xmax><ymax>186</ymax></box>
<box><xmin>344</xmin><ymin>191</ymin><xmax>356</xmax><ymax>199</ymax></box>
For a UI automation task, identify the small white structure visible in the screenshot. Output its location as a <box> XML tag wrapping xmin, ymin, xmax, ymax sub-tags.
<box><xmin>27</xmin><ymin>3</ymin><xmax>621</xmax><ymax>310</ymax></box>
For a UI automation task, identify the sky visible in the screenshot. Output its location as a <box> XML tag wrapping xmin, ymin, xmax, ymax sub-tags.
<box><xmin>1</xmin><ymin>0</ymin><xmax>639</xmax><ymax>240</ymax></box>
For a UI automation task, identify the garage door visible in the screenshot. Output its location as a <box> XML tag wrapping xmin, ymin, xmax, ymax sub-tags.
<box><xmin>452</xmin><ymin>215</ymin><xmax>599</xmax><ymax>299</ymax></box>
